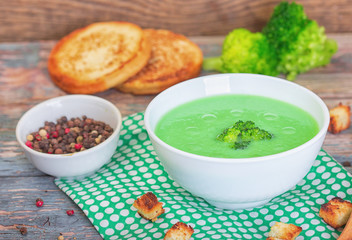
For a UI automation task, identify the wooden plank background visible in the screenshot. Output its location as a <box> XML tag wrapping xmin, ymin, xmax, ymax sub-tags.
<box><xmin>1</xmin><ymin>0</ymin><xmax>352</xmax><ymax>238</ymax></box>
<box><xmin>0</xmin><ymin>35</ymin><xmax>351</xmax><ymax>239</ymax></box>
<box><xmin>1</xmin><ymin>0</ymin><xmax>352</xmax><ymax>42</ymax></box>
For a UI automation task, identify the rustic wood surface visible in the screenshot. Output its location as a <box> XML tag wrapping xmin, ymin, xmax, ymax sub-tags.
<box><xmin>0</xmin><ymin>34</ymin><xmax>351</xmax><ymax>239</ymax></box>
<box><xmin>1</xmin><ymin>0</ymin><xmax>352</xmax><ymax>42</ymax></box>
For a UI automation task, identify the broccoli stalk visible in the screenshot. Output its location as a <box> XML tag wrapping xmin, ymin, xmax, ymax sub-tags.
<box><xmin>217</xmin><ymin>120</ymin><xmax>273</xmax><ymax>150</ymax></box>
<box><xmin>202</xmin><ymin>57</ymin><xmax>223</xmax><ymax>72</ymax></box>
<box><xmin>263</xmin><ymin>1</ymin><xmax>338</xmax><ymax>80</ymax></box>
<box><xmin>203</xmin><ymin>28</ymin><xmax>279</xmax><ymax>76</ymax></box>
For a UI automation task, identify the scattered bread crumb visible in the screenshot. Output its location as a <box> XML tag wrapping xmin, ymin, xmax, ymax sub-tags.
<box><xmin>133</xmin><ymin>192</ymin><xmax>165</xmax><ymax>222</ymax></box>
<box><xmin>328</xmin><ymin>103</ymin><xmax>351</xmax><ymax>134</ymax></box>
<box><xmin>319</xmin><ymin>197</ymin><xmax>352</xmax><ymax>228</ymax></box>
<box><xmin>267</xmin><ymin>222</ymin><xmax>302</xmax><ymax>240</ymax></box>
<box><xmin>164</xmin><ymin>222</ymin><xmax>194</xmax><ymax>240</ymax></box>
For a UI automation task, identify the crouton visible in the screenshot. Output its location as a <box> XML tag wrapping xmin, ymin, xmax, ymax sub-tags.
<box><xmin>338</xmin><ymin>211</ymin><xmax>352</xmax><ymax>240</ymax></box>
<box><xmin>328</xmin><ymin>103</ymin><xmax>351</xmax><ymax>134</ymax></box>
<box><xmin>164</xmin><ymin>222</ymin><xmax>194</xmax><ymax>240</ymax></box>
<box><xmin>267</xmin><ymin>222</ymin><xmax>302</xmax><ymax>240</ymax></box>
<box><xmin>133</xmin><ymin>192</ymin><xmax>165</xmax><ymax>222</ymax></box>
<box><xmin>319</xmin><ymin>197</ymin><xmax>352</xmax><ymax>229</ymax></box>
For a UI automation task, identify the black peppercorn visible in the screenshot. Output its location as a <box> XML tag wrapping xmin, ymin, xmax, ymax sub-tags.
<box><xmin>19</xmin><ymin>227</ymin><xmax>27</xmax><ymax>235</ymax></box>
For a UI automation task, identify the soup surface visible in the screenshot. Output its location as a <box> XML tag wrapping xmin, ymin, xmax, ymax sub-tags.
<box><xmin>155</xmin><ymin>94</ymin><xmax>319</xmax><ymax>158</ymax></box>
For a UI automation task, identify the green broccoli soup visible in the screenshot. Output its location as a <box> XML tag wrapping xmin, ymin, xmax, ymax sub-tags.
<box><xmin>155</xmin><ymin>94</ymin><xmax>319</xmax><ymax>158</ymax></box>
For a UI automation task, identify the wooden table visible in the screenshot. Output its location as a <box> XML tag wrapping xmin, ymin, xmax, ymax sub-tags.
<box><xmin>0</xmin><ymin>35</ymin><xmax>351</xmax><ymax>239</ymax></box>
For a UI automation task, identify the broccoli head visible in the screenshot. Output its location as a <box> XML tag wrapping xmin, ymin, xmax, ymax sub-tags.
<box><xmin>263</xmin><ymin>1</ymin><xmax>338</xmax><ymax>80</ymax></box>
<box><xmin>217</xmin><ymin>127</ymin><xmax>241</xmax><ymax>143</ymax></box>
<box><xmin>233</xmin><ymin>141</ymin><xmax>251</xmax><ymax>150</ymax></box>
<box><xmin>217</xmin><ymin>120</ymin><xmax>273</xmax><ymax>150</ymax></box>
<box><xmin>241</xmin><ymin>127</ymin><xmax>273</xmax><ymax>142</ymax></box>
<box><xmin>203</xmin><ymin>28</ymin><xmax>279</xmax><ymax>76</ymax></box>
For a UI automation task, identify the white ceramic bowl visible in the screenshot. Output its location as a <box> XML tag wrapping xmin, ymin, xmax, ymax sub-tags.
<box><xmin>16</xmin><ymin>95</ymin><xmax>122</xmax><ymax>178</ymax></box>
<box><xmin>144</xmin><ymin>73</ymin><xmax>329</xmax><ymax>210</ymax></box>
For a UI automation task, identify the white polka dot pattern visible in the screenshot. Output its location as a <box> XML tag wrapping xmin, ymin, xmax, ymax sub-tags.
<box><xmin>55</xmin><ymin>113</ymin><xmax>352</xmax><ymax>239</ymax></box>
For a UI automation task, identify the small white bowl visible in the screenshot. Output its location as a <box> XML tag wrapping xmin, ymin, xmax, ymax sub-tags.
<box><xmin>16</xmin><ymin>95</ymin><xmax>122</xmax><ymax>178</ymax></box>
<box><xmin>144</xmin><ymin>73</ymin><xmax>329</xmax><ymax>210</ymax></box>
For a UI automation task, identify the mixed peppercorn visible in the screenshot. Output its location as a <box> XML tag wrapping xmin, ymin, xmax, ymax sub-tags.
<box><xmin>25</xmin><ymin>116</ymin><xmax>114</xmax><ymax>154</ymax></box>
<box><xmin>36</xmin><ymin>198</ymin><xmax>44</xmax><ymax>207</ymax></box>
<box><xmin>18</xmin><ymin>226</ymin><xmax>27</xmax><ymax>236</ymax></box>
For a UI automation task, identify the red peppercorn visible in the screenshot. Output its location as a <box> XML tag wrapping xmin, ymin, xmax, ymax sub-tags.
<box><xmin>25</xmin><ymin>141</ymin><xmax>32</xmax><ymax>148</ymax></box>
<box><xmin>66</xmin><ymin>209</ymin><xmax>74</xmax><ymax>216</ymax></box>
<box><xmin>74</xmin><ymin>144</ymin><xmax>82</xmax><ymax>150</ymax></box>
<box><xmin>36</xmin><ymin>198</ymin><xmax>44</xmax><ymax>207</ymax></box>
<box><xmin>35</xmin><ymin>134</ymin><xmax>41</xmax><ymax>141</ymax></box>
<box><xmin>51</xmin><ymin>131</ymin><xmax>59</xmax><ymax>138</ymax></box>
<box><xmin>65</xmin><ymin>128</ymin><xmax>70</xmax><ymax>134</ymax></box>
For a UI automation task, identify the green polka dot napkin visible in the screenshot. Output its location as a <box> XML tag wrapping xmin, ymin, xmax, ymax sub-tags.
<box><xmin>55</xmin><ymin>112</ymin><xmax>352</xmax><ymax>240</ymax></box>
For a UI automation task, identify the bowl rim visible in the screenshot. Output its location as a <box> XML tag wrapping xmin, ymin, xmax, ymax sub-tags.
<box><xmin>144</xmin><ymin>73</ymin><xmax>330</xmax><ymax>163</ymax></box>
<box><xmin>15</xmin><ymin>94</ymin><xmax>122</xmax><ymax>159</ymax></box>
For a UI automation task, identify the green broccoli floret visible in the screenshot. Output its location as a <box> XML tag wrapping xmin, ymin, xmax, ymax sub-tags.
<box><xmin>233</xmin><ymin>141</ymin><xmax>251</xmax><ymax>150</ymax></box>
<box><xmin>203</xmin><ymin>28</ymin><xmax>279</xmax><ymax>76</ymax></box>
<box><xmin>233</xmin><ymin>120</ymin><xmax>256</xmax><ymax>131</ymax></box>
<box><xmin>217</xmin><ymin>120</ymin><xmax>273</xmax><ymax>150</ymax></box>
<box><xmin>241</xmin><ymin>127</ymin><xmax>273</xmax><ymax>142</ymax></box>
<box><xmin>263</xmin><ymin>1</ymin><xmax>338</xmax><ymax>80</ymax></box>
<box><xmin>217</xmin><ymin>127</ymin><xmax>241</xmax><ymax>143</ymax></box>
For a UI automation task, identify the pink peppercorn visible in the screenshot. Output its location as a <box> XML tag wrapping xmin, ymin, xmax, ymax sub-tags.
<box><xmin>35</xmin><ymin>134</ymin><xmax>41</xmax><ymax>141</ymax></box>
<box><xmin>66</xmin><ymin>209</ymin><xmax>74</xmax><ymax>216</ymax></box>
<box><xmin>25</xmin><ymin>141</ymin><xmax>32</xmax><ymax>148</ymax></box>
<box><xmin>36</xmin><ymin>198</ymin><xmax>44</xmax><ymax>207</ymax></box>
<box><xmin>51</xmin><ymin>131</ymin><xmax>59</xmax><ymax>138</ymax></box>
<box><xmin>74</xmin><ymin>144</ymin><xmax>82</xmax><ymax>150</ymax></box>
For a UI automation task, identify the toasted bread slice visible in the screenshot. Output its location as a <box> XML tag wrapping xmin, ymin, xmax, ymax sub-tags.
<box><xmin>319</xmin><ymin>197</ymin><xmax>352</xmax><ymax>229</ymax></box>
<box><xmin>267</xmin><ymin>222</ymin><xmax>302</xmax><ymax>240</ymax></box>
<box><xmin>48</xmin><ymin>21</ymin><xmax>151</xmax><ymax>94</ymax></box>
<box><xmin>164</xmin><ymin>222</ymin><xmax>194</xmax><ymax>240</ymax></box>
<box><xmin>328</xmin><ymin>103</ymin><xmax>351</xmax><ymax>134</ymax></box>
<box><xmin>116</xmin><ymin>29</ymin><xmax>203</xmax><ymax>95</ymax></box>
<box><xmin>133</xmin><ymin>192</ymin><xmax>165</xmax><ymax>222</ymax></box>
